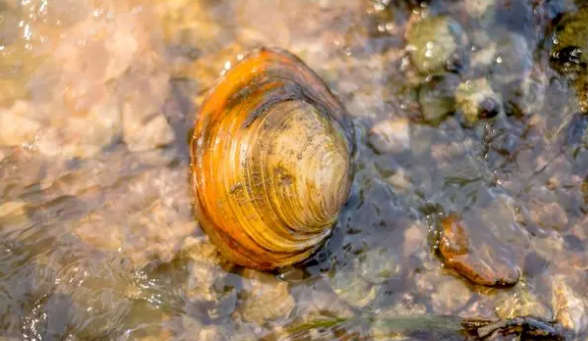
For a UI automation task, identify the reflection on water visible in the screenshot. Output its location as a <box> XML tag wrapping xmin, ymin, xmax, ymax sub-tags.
<box><xmin>1</xmin><ymin>0</ymin><xmax>588</xmax><ymax>340</ymax></box>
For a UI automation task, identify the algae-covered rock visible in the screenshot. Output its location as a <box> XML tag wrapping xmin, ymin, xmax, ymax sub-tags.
<box><xmin>406</xmin><ymin>15</ymin><xmax>467</xmax><ymax>74</ymax></box>
<box><xmin>418</xmin><ymin>74</ymin><xmax>459</xmax><ymax>123</ymax></box>
<box><xmin>551</xmin><ymin>6</ymin><xmax>588</xmax><ymax>111</ymax></box>
<box><xmin>455</xmin><ymin>78</ymin><xmax>502</xmax><ymax>126</ymax></box>
<box><xmin>552</xmin><ymin>6</ymin><xmax>588</xmax><ymax>73</ymax></box>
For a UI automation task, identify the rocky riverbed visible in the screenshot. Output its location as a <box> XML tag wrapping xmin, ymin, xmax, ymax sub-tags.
<box><xmin>1</xmin><ymin>0</ymin><xmax>588</xmax><ymax>340</ymax></box>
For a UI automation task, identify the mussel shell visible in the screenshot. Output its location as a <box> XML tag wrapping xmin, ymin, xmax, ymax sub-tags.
<box><xmin>191</xmin><ymin>47</ymin><xmax>354</xmax><ymax>270</ymax></box>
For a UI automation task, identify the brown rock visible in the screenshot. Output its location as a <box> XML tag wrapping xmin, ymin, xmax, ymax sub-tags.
<box><xmin>528</xmin><ymin>201</ymin><xmax>568</xmax><ymax>231</ymax></box>
<box><xmin>0</xmin><ymin>101</ymin><xmax>41</xmax><ymax>147</ymax></box>
<box><xmin>368</xmin><ymin>118</ymin><xmax>411</xmax><ymax>154</ymax></box>
<box><xmin>438</xmin><ymin>213</ymin><xmax>520</xmax><ymax>286</ymax></box>
<box><xmin>551</xmin><ymin>276</ymin><xmax>588</xmax><ymax>335</ymax></box>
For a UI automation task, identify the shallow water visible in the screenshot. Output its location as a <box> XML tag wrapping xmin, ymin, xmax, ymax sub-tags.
<box><xmin>1</xmin><ymin>0</ymin><xmax>588</xmax><ymax>340</ymax></box>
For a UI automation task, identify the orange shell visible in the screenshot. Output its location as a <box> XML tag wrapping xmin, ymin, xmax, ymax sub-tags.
<box><xmin>190</xmin><ymin>47</ymin><xmax>354</xmax><ymax>270</ymax></box>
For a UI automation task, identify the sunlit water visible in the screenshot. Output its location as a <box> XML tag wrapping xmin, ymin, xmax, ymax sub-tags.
<box><xmin>1</xmin><ymin>0</ymin><xmax>587</xmax><ymax>340</ymax></box>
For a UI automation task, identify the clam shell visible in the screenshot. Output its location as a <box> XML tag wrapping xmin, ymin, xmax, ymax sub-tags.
<box><xmin>191</xmin><ymin>47</ymin><xmax>354</xmax><ymax>270</ymax></box>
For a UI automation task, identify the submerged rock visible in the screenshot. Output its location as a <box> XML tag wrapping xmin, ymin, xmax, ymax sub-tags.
<box><xmin>43</xmin><ymin>253</ymin><xmax>136</xmax><ymax>340</ymax></box>
<box><xmin>438</xmin><ymin>213</ymin><xmax>520</xmax><ymax>286</ymax></box>
<box><xmin>551</xmin><ymin>5</ymin><xmax>588</xmax><ymax>73</ymax></box>
<box><xmin>238</xmin><ymin>269</ymin><xmax>295</xmax><ymax>326</ymax></box>
<box><xmin>122</xmin><ymin>109</ymin><xmax>176</xmax><ymax>152</ymax></box>
<box><xmin>527</xmin><ymin>200</ymin><xmax>569</xmax><ymax>232</ymax></box>
<box><xmin>36</xmin><ymin>96</ymin><xmax>122</xmax><ymax>159</ymax></box>
<box><xmin>179</xmin><ymin>236</ymin><xmax>238</xmax><ymax>320</ymax></box>
<box><xmin>488</xmin><ymin>31</ymin><xmax>546</xmax><ymax>116</ymax></box>
<box><xmin>0</xmin><ymin>7</ymin><xmax>178</xmax><ymax>159</ymax></box>
<box><xmin>328</xmin><ymin>263</ymin><xmax>377</xmax><ymax>308</ymax></box>
<box><xmin>418</xmin><ymin>74</ymin><xmax>459</xmax><ymax>123</ymax></box>
<box><xmin>360</xmin><ymin>246</ymin><xmax>402</xmax><ymax>284</ymax></box>
<box><xmin>119</xmin><ymin>69</ymin><xmax>175</xmax><ymax>152</ymax></box>
<box><xmin>551</xmin><ymin>275</ymin><xmax>588</xmax><ymax>335</ymax></box>
<box><xmin>430</xmin><ymin>277</ymin><xmax>472</xmax><ymax>314</ymax></box>
<box><xmin>0</xmin><ymin>101</ymin><xmax>40</xmax><ymax>147</ymax></box>
<box><xmin>496</xmin><ymin>286</ymin><xmax>552</xmax><ymax>321</ymax></box>
<box><xmin>368</xmin><ymin>118</ymin><xmax>411</xmax><ymax>154</ymax></box>
<box><xmin>405</xmin><ymin>15</ymin><xmax>468</xmax><ymax>74</ymax></box>
<box><xmin>0</xmin><ymin>201</ymin><xmax>31</xmax><ymax>234</ymax></box>
<box><xmin>178</xmin><ymin>316</ymin><xmax>223</xmax><ymax>341</ymax></box>
<box><xmin>73</xmin><ymin>166</ymin><xmax>196</xmax><ymax>268</ymax></box>
<box><xmin>492</xmin><ymin>32</ymin><xmax>533</xmax><ymax>86</ymax></box>
<box><xmin>551</xmin><ymin>6</ymin><xmax>588</xmax><ymax>111</ymax></box>
<box><xmin>455</xmin><ymin>78</ymin><xmax>502</xmax><ymax>126</ymax></box>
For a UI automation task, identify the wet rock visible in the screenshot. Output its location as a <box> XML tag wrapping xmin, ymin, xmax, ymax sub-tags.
<box><xmin>530</xmin><ymin>237</ymin><xmax>565</xmax><ymax>268</ymax></box>
<box><xmin>565</xmin><ymin>113</ymin><xmax>588</xmax><ymax>146</ymax></box>
<box><xmin>527</xmin><ymin>201</ymin><xmax>569</xmax><ymax>231</ymax></box>
<box><xmin>551</xmin><ymin>5</ymin><xmax>588</xmax><ymax>73</ymax></box>
<box><xmin>368</xmin><ymin>118</ymin><xmax>410</xmax><ymax>154</ymax></box>
<box><xmin>0</xmin><ymin>4</ymin><xmax>20</xmax><ymax>46</ymax></box>
<box><xmin>438</xmin><ymin>213</ymin><xmax>520</xmax><ymax>286</ymax></box>
<box><xmin>0</xmin><ymin>101</ymin><xmax>41</xmax><ymax>146</ymax></box>
<box><xmin>375</xmin><ymin>292</ymin><xmax>427</xmax><ymax>319</ymax></box>
<box><xmin>0</xmin><ymin>201</ymin><xmax>31</xmax><ymax>234</ymax></box>
<box><xmin>523</xmin><ymin>251</ymin><xmax>549</xmax><ymax>277</ymax></box>
<box><xmin>291</xmin><ymin>279</ymin><xmax>354</xmax><ymax>319</ymax></box>
<box><xmin>123</xmin><ymin>111</ymin><xmax>176</xmax><ymax>152</ymax></box>
<box><xmin>384</xmin><ymin>167</ymin><xmax>412</xmax><ymax>194</ymax></box>
<box><xmin>563</xmin><ymin>234</ymin><xmax>585</xmax><ymax>253</ymax></box>
<box><xmin>463</xmin><ymin>0</ymin><xmax>495</xmax><ymax>19</ymax></box>
<box><xmin>405</xmin><ymin>15</ymin><xmax>468</xmax><ymax>74</ymax></box>
<box><xmin>328</xmin><ymin>263</ymin><xmax>377</xmax><ymax>308</ymax></box>
<box><xmin>455</xmin><ymin>78</ymin><xmax>502</xmax><ymax>126</ymax></box>
<box><xmin>488</xmin><ymin>31</ymin><xmax>546</xmax><ymax>116</ymax></box>
<box><xmin>158</xmin><ymin>0</ymin><xmax>230</xmax><ymax>57</ymax></box>
<box><xmin>478</xmin><ymin>194</ymin><xmax>530</xmax><ymax>246</ymax></box>
<box><xmin>118</xmin><ymin>299</ymin><xmax>173</xmax><ymax>341</ymax></box>
<box><xmin>503</xmin><ymin>72</ymin><xmax>548</xmax><ymax>117</ymax></box>
<box><xmin>74</xmin><ymin>213</ymin><xmax>124</xmax><ymax>252</ymax></box>
<box><xmin>179</xmin><ymin>236</ymin><xmax>238</xmax><ymax>320</ymax></box>
<box><xmin>36</xmin><ymin>96</ymin><xmax>121</xmax><ymax>159</ymax></box>
<box><xmin>178</xmin><ymin>315</ymin><xmax>223</xmax><ymax>341</ymax></box>
<box><xmin>496</xmin><ymin>286</ymin><xmax>552</xmax><ymax>321</ymax></box>
<box><xmin>431</xmin><ymin>277</ymin><xmax>471</xmax><ymax>313</ymax></box>
<box><xmin>21</xmin><ymin>9</ymin><xmax>175</xmax><ymax>157</ymax></box>
<box><xmin>418</xmin><ymin>74</ymin><xmax>459</xmax><ymax>123</ymax></box>
<box><xmin>551</xmin><ymin>6</ymin><xmax>588</xmax><ymax>111</ymax></box>
<box><xmin>51</xmin><ymin>254</ymin><xmax>135</xmax><ymax>340</ymax></box>
<box><xmin>402</xmin><ymin>222</ymin><xmax>427</xmax><ymax>259</ymax></box>
<box><xmin>238</xmin><ymin>269</ymin><xmax>295</xmax><ymax>326</ymax></box>
<box><xmin>0</xmin><ymin>44</ymin><xmax>48</xmax><ymax>105</ymax></box>
<box><xmin>492</xmin><ymin>32</ymin><xmax>533</xmax><ymax>86</ymax></box>
<box><xmin>360</xmin><ymin>247</ymin><xmax>401</xmax><ymax>284</ymax></box>
<box><xmin>551</xmin><ymin>276</ymin><xmax>588</xmax><ymax>335</ymax></box>
<box><xmin>120</xmin><ymin>71</ymin><xmax>175</xmax><ymax>152</ymax></box>
<box><xmin>72</xmin><ymin>167</ymin><xmax>196</xmax><ymax>268</ymax></box>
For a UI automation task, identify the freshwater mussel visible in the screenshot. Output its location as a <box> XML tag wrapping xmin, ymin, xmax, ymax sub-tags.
<box><xmin>190</xmin><ymin>47</ymin><xmax>355</xmax><ymax>270</ymax></box>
